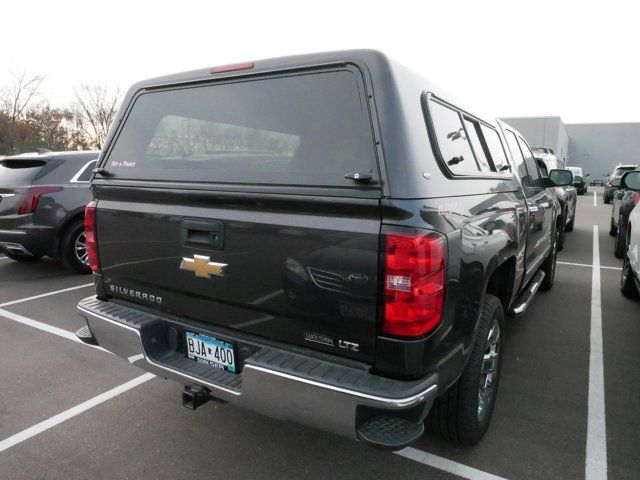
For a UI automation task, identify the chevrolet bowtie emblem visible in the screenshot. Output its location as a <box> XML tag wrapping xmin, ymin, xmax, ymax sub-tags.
<box><xmin>180</xmin><ymin>255</ymin><xmax>228</xmax><ymax>278</ymax></box>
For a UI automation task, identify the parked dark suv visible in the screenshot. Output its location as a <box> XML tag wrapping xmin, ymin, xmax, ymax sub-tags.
<box><xmin>604</xmin><ymin>164</ymin><xmax>637</xmax><ymax>204</ymax></box>
<box><xmin>535</xmin><ymin>154</ymin><xmax>576</xmax><ymax>250</ymax></box>
<box><xmin>76</xmin><ymin>50</ymin><xmax>570</xmax><ymax>449</ymax></box>
<box><xmin>0</xmin><ymin>150</ymin><xmax>99</xmax><ymax>272</ymax></box>
<box><xmin>572</xmin><ymin>174</ymin><xmax>587</xmax><ymax>195</ymax></box>
<box><xmin>610</xmin><ymin>170</ymin><xmax>640</xmax><ymax>257</ymax></box>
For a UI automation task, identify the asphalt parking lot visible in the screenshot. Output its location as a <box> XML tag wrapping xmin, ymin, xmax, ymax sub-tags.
<box><xmin>0</xmin><ymin>187</ymin><xmax>638</xmax><ymax>480</ymax></box>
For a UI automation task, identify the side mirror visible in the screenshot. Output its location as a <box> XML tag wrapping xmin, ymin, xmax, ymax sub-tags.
<box><xmin>620</xmin><ymin>171</ymin><xmax>640</xmax><ymax>191</ymax></box>
<box><xmin>549</xmin><ymin>169</ymin><xmax>573</xmax><ymax>187</ymax></box>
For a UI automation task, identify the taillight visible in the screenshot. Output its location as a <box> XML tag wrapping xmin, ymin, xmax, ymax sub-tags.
<box><xmin>383</xmin><ymin>231</ymin><xmax>446</xmax><ymax>337</ymax></box>
<box><xmin>18</xmin><ymin>186</ymin><xmax>62</xmax><ymax>214</ymax></box>
<box><xmin>85</xmin><ymin>201</ymin><xmax>100</xmax><ymax>272</ymax></box>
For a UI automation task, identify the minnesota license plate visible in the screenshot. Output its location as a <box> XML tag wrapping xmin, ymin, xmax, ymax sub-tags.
<box><xmin>185</xmin><ymin>332</ymin><xmax>236</xmax><ymax>373</ymax></box>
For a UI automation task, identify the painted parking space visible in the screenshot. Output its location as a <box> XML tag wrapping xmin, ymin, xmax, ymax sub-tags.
<box><xmin>0</xmin><ymin>319</ymin><xmax>141</xmax><ymax>439</ymax></box>
<box><xmin>0</xmin><ymin>257</ymin><xmax>92</xmax><ymax>304</ymax></box>
<box><xmin>2</xmin><ymin>286</ymin><xmax>94</xmax><ymax>332</ymax></box>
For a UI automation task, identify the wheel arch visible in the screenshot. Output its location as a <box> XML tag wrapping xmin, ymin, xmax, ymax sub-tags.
<box><xmin>484</xmin><ymin>256</ymin><xmax>517</xmax><ymax>315</ymax></box>
<box><xmin>53</xmin><ymin>208</ymin><xmax>86</xmax><ymax>257</ymax></box>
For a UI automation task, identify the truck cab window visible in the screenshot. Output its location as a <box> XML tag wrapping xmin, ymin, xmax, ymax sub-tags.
<box><xmin>429</xmin><ymin>100</ymin><xmax>480</xmax><ymax>173</ymax></box>
<box><xmin>463</xmin><ymin>118</ymin><xmax>494</xmax><ymax>172</ymax></box>
<box><xmin>517</xmin><ymin>136</ymin><xmax>543</xmax><ymax>189</ymax></box>
<box><xmin>504</xmin><ymin>131</ymin><xmax>529</xmax><ymax>184</ymax></box>
<box><xmin>481</xmin><ymin>125</ymin><xmax>510</xmax><ymax>174</ymax></box>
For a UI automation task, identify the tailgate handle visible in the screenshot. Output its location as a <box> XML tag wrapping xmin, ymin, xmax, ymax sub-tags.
<box><xmin>181</xmin><ymin>219</ymin><xmax>224</xmax><ymax>249</ymax></box>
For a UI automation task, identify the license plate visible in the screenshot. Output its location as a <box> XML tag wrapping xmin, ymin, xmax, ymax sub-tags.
<box><xmin>185</xmin><ymin>332</ymin><xmax>236</xmax><ymax>373</ymax></box>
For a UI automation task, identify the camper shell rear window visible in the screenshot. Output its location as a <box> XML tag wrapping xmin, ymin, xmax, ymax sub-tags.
<box><xmin>103</xmin><ymin>69</ymin><xmax>379</xmax><ymax>188</ymax></box>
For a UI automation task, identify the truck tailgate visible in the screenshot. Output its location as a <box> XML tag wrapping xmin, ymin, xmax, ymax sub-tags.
<box><xmin>97</xmin><ymin>189</ymin><xmax>381</xmax><ymax>362</ymax></box>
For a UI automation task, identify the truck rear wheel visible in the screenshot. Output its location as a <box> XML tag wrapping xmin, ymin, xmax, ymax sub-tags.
<box><xmin>426</xmin><ymin>294</ymin><xmax>504</xmax><ymax>445</ymax></box>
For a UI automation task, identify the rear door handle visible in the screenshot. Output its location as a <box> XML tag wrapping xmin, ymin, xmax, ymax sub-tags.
<box><xmin>181</xmin><ymin>219</ymin><xmax>224</xmax><ymax>249</ymax></box>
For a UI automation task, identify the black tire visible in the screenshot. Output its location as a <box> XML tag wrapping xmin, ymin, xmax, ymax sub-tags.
<box><xmin>3</xmin><ymin>251</ymin><xmax>42</xmax><ymax>262</ymax></box>
<box><xmin>604</xmin><ymin>197</ymin><xmax>610</xmax><ymax>205</ymax></box>
<box><xmin>557</xmin><ymin>219</ymin><xmax>566</xmax><ymax>252</ymax></box>
<box><xmin>609</xmin><ymin>217</ymin><xmax>617</xmax><ymax>236</ymax></box>
<box><xmin>426</xmin><ymin>294</ymin><xmax>504</xmax><ymax>445</ymax></box>
<box><xmin>621</xmin><ymin>255</ymin><xmax>640</xmax><ymax>298</ymax></box>
<box><xmin>614</xmin><ymin>223</ymin><xmax>627</xmax><ymax>259</ymax></box>
<box><xmin>540</xmin><ymin>227</ymin><xmax>559</xmax><ymax>291</ymax></box>
<box><xmin>60</xmin><ymin>219</ymin><xmax>91</xmax><ymax>274</ymax></box>
<box><xmin>566</xmin><ymin>211</ymin><xmax>575</xmax><ymax>233</ymax></box>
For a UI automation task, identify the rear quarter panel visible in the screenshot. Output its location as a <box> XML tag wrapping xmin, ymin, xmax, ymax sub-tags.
<box><xmin>379</xmin><ymin>190</ymin><xmax>524</xmax><ymax>388</ymax></box>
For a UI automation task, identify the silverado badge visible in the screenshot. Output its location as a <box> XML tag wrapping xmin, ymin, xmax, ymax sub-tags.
<box><xmin>180</xmin><ymin>255</ymin><xmax>228</xmax><ymax>278</ymax></box>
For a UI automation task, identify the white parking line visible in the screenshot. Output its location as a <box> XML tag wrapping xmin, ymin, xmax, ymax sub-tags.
<box><xmin>0</xmin><ymin>255</ymin><xmax>8</xmax><ymax>261</ymax></box>
<box><xmin>0</xmin><ymin>283</ymin><xmax>93</xmax><ymax>308</ymax></box>
<box><xmin>585</xmin><ymin>225</ymin><xmax>607</xmax><ymax>480</ymax></box>
<box><xmin>593</xmin><ymin>191</ymin><xmax>597</xmax><ymax>206</ymax></box>
<box><xmin>0</xmin><ymin>373</ymin><xmax>154</xmax><ymax>453</ymax></box>
<box><xmin>396</xmin><ymin>447</ymin><xmax>508</xmax><ymax>480</ymax></box>
<box><xmin>0</xmin><ymin>308</ymin><xmax>108</xmax><ymax>354</ymax></box>
<box><xmin>557</xmin><ymin>261</ymin><xmax>622</xmax><ymax>271</ymax></box>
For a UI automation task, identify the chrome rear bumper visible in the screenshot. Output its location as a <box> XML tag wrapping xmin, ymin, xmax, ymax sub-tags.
<box><xmin>77</xmin><ymin>296</ymin><xmax>438</xmax><ymax>441</ymax></box>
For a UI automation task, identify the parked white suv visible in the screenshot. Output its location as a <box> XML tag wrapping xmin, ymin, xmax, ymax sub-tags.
<box><xmin>620</xmin><ymin>171</ymin><xmax>640</xmax><ymax>298</ymax></box>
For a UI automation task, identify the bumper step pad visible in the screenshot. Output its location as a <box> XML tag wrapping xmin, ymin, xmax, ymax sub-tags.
<box><xmin>356</xmin><ymin>415</ymin><xmax>424</xmax><ymax>450</ymax></box>
<box><xmin>75</xmin><ymin>325</ymin><xmax>98</xmax><ymax>346</ymax></box>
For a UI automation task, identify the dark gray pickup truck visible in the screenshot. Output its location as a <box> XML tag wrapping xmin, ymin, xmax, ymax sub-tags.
<box><xmin>76</xmin><ymin>50</ymin><xmax>572</xmax><ymax>449</ymax></box>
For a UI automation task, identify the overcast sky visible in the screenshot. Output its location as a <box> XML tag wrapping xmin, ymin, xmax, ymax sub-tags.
<box><xmin>1</xmin><ymin>0</ymin><xmax>638</xmax><ymax>124</ymax></box>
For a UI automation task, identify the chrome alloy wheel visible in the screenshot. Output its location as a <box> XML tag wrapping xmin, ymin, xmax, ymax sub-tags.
<box><xmin>74</xmin><ymin>231</ymin><xmax>89</xmax><ymax>266</ymax></box>
<box><xmin>478</xmin><ymin>319</ymin><xmax>501</xmax><ymax>422</ymax></box>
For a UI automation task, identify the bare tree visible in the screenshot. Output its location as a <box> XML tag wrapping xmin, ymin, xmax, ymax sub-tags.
<box><xmin>0</xmin><ymin>68</ymin><xmax>45</xmax><ymax>122</ymax></box>
<box><xmin>73</xmin><ymin>83</ymin><xmax>122</xmax><ymax>149</ymax></box>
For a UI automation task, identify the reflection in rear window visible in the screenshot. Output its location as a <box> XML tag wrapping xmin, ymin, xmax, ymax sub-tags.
<box><xmin>147</xmin><ymin>117</ymin><xmax>301</xmax><ymax>160</ymax></box>
<box><xmin>105</xmin><ymin>70</ymin><xmax>378</xmax><ymax>187</ymax></box>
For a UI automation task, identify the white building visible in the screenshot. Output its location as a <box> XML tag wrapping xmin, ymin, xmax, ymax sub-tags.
<box><xmin>499</xmin><ymin>116</ymin><xmax>640</xmax><ymax>181</ymax></box>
